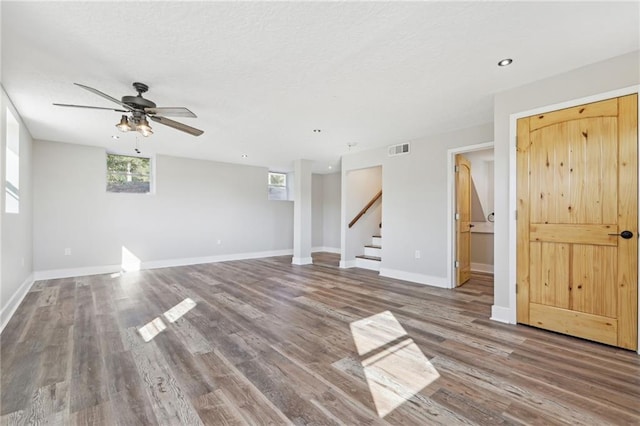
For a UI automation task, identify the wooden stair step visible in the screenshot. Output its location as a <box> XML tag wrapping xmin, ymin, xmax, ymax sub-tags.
<box><xmin>355</xmin><ymin>255</ymin><xmax>381</xmax><ymax>262</ymax></box>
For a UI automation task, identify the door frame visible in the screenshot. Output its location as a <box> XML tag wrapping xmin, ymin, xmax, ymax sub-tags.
<box><xmin>508</xmin><ymin>85</ymin><xmax>640</xmax><ymax>353</ymax></box>
<box><xmin>447</xmin><ymin>142</ymin><xmax>494</xmax><ymax>289</ymax></box>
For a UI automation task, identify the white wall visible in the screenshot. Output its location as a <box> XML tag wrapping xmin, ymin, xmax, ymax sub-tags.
<box><xmin>312</xmin><ymin>174</ymin><xmax>324</xmax><ymax>247</ymax></box>
<box><xmin>33</xmin><ymin>140</ymin><xmax>294</xmax><ymax>274</ymax></box>
<box><xmin>322</xmin><ymin>172</ymin><xmax>341</xmax><ymax>250</ymax></box>
<box><xmin>311</xmin><ymin>172</ymin><xmax>341</xmax><ymax>252</ymax></box>
<box><xmin>1</xmin><ymin>87</ymin><xmax>34</xmax><ymax>330</ymax></box>
<box><xmin>342</xmin><ymin>124</ymin><xmax>493</xmax><ymax>285</ymax></box>
<box><xmin>464</xmin><ymin>149</ymin><xmax>494</xmax><ymax>221</ymax></box>
<box><xmin>493</xmin><ymin>50</ymin><xmax>640</xmax><ymax>321</ymax></box>
<box><xmin>342</xmin><ymin>166</ymin><xmax>383</xmax><ymax>264</ymax></box>
<box><xmin>471</xmin><ymin>233</ymin><xmax>493</xmax><ymax>272</ymax></box>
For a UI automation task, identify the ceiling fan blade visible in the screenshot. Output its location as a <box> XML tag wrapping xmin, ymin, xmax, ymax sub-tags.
<box><xmin>149</xmin><ymin>115</ymin><xmax>204</xmax><ymax>136</ymax></box>
<box><xmin>74</xmin><ymin>83</ymin><xmax>133</xmax><ymax>111</ymax></box>
<box><xmin>145</xmin><ymin>107</ymin><xmax>197</xmax><ymax>118</ymax></box>
<box><xmin>53</xmin><ymin>103</ymin><xmax>129</xmax><ymax>113</ymax></box>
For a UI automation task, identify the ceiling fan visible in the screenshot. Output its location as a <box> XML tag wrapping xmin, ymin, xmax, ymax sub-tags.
<box><xmin>54</xmin><ymin>82</ymin><xmax>204</xmax><ymax>137</ymax></box>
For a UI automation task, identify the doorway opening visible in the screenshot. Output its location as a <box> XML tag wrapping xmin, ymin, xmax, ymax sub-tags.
<box><xmin>447</xmin><ymin>142</ymin><xmax>495</xmax><ymax>292</ymax></box>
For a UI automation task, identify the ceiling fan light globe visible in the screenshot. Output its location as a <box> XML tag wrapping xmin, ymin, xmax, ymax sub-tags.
<box><xmin>115</xmin><ymin>115</ymin><xmax>132</xmax><ymax>132</ymax></box>
<box><xmin>137</xmin><ymin>117</ymin><xmax>153</xmax><ymax>137</ymax></box>
<box><xmin>138</xmin><ymin>127</ymin><xmax>153</xmax><ymax>137</ymax></box>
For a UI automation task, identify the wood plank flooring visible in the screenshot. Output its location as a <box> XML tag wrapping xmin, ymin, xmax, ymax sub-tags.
<box><xmin>1</xmin><ymin>253</ymin><xmax>639</xmax><ymax>425</ymax></box>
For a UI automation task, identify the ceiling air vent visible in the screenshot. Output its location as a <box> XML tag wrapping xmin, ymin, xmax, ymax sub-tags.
<box><xmin>388</xmin><ymin>142</ymin><xmax>410</xmax><ymax>157</ymax></box>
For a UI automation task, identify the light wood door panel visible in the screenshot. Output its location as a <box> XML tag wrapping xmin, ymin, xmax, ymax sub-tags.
<box><xmin>529</xmin><ymin>242</ymin><xmax>570</xmax><ymax>310</ymax></box>
<box><xmin>456</xmin><ymin>154</ymin><xmax>471</xmax><ymax>286</ymax></box>
<box><xmin>529</xmin><ymin>98</ymin><xmax>618</xmax><ymax>131</ymax></box>
<box><xmin>529</xmin><ymin>303</ymin><xmax>618</xmax><ymax>347</ymax></box>
<box><xmin>530</xmin><ymin>224</ymin><xmax>617</xmax><ymax>246</ymax></box>
<box><xmin>571</xmin><ymin>244</ymin><xmax>617</xmax><ymax>317</ymax></box>
<box><xmin>517</xmin><ymin>94</ymin><xmax>638</xmax><ymax>350</ymax></box>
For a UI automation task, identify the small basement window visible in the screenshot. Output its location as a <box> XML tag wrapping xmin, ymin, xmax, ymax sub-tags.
<box><xmin>107</xmin><ymin>153</ymin><xmax>152</xmax><ymax>193</ymax></box>
<box><xmin>268</xmin><ymin>172</ymin><xmax>287</xmax><ymax>200</ymax></box>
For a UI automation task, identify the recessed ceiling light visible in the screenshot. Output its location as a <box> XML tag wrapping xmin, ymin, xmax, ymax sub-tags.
<box><xmin>313</xmin><ymin>129</ymin><xmax>322</xmax><ymax>133</ymax></box>
<box><xmin>498</xmin><ymin>58</ymin><xmax>513</xmax><ymax>67</ymax></box>
<box><xmin>241</xmin><ymin>154</ymin><xmax>248</xmax><ymax>158</ymax></box>
<box><xmin>328</xmin><ymin>165</ymin><xmax>333</xmax><ymax>170</ymax></box>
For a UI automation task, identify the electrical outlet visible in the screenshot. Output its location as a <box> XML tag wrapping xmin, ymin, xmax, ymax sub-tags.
<box><xmin>217</xmin><ymin>239</ymin><xmax>222</xmax><ymax>245</ymax></box>
<box><xmin>415</xmin><ymin>250</ymin><xmax>421</xmax><ymax>259</ymax></box>
<box><xmin>64</xmin><ymin>248</ymin><xmax>71</xmax><ymax>256</ymax></box>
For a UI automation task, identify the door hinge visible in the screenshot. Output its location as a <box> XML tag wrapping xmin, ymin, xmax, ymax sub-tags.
<box><xmin>455</xmin><ymin>260</ymin><xmax>460</xmax><ymax>268</ymax></box>
<box><xmin>454</xmin><ymin>165</ymin><xmax>459</xmax><ymax>173</ymax></box>
<box><xmin>455</xmin><ymin>212</ymin><xmax>460</xmax><ymax>220</ymax></box>
<box><xmin>515</xmin><ymin>210</ymin><xmax>518</xmax><ymax>220</ymax></box>
<box><xmin>516</xmin><ymin>283</ymin><xmax>518</xmax><ymax>294</ymax></box>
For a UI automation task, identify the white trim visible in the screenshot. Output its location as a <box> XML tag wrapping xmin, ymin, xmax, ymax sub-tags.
<box><xmin>339</xmin><ymin>260</ymin><xmax>356</xmax><ymax>268</ymax></box>
<box><xmin>490</xmin><ymin>305</ymin><xmax>513</xmax><ymax>324</ymax></box>
<box><xmin>34</xmin><ymin>264</ymin><xmax>121</xmax><ymax>281</ymax></box>
<box><xmin>507</xmin><ymin>85</ymin><xmax>640</xmax><ymax>350</ymax></box>
<box><xmin>311</xmin><ymin>246</ymin><xmax>341</xmax><ymax>254</ymax></box>
<box><xmin>33</xmin><ymin>249</ymin><xmax>295</xmax><ymax>280</ymax></box>
<box><xmin>291</xmin><ymin>256</ymin><xmax>313</xmax><ymax>265</ymax></box>
<box><xmin>379</xmin><ymin>268</ymin><xmax>449</xmax><ymax>288</ymax></box>
<box><xmin>0</xmin><ymin>273</ymin><xmax>34</xmax><ymax>333</ymax></box>
<box><xmin>144</xmin><ymin>249</ymin><xmax>294</xmax><ymax>270</ymax></box>
<box><xmin>446</xmin><ymin>141</ymin><xmax>494</xmax><ymax>289</ymax></box>
<box><xmin>471</xmin><ymin>262</ymin><xmax>494</xmax><ymax>274</ymax></box>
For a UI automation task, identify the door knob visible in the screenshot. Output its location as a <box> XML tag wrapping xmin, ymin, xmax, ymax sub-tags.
<box><xmin>608</xmin><ymin>230</ymin><xmax>634</xmax><ymax>239</ymax></box>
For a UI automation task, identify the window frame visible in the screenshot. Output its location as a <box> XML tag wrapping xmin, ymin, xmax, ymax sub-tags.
<box><xmin>268</xmin><ymin>171</ymin><xmax>289</xmax><ymax>201</ymax></box>
<box><xmin>105</xmin><ymin>151</ymin><xmax>155</xmax><ymax>195</ymax></box>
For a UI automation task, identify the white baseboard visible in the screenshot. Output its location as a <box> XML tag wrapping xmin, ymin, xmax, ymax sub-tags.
<box><xmin>339</xmin><ymin>260</ymin><xmax>356</xmax><ymax>268</ymax></box>
<box><xmin>144</xmin><ymin>249</ymin><xmax>294</xmax><ymax>270</ymax></box>
<box><xmin>1</xmin><ymin>273</ymin><xmax>34</xmax><ymax>333</ymax></box>
<box><xmin>311</xmin><ymin>246</ymin><xmax>341</xmax><ymax>254</ymax></box>
<box><xmin>34</xmin><ymin>264</ymin><xmax>121</xmax><ymax>281</ymax></box>
<box><xmin>491</xmin><ymin>305</ymin><xmax>515</xmax><ymax>324</ymax></box>
<box><xmin>33</xmin><ymin>249</ymin><xmax>295</xmax><ymax>281</ymax></box>
<box><xmin>471</xmin><ymin>262</ymin><xmax>494</xmax><ymax>274</ymax></box>
<box><xmin>379</xmin><ymin>268</ymin><xmax>449</xmax><ymax>288</ymax></box>
<box><xmin>291</xmin><ymin>256</ymin><xmax>313</xmax><ymax>265</ymax></box>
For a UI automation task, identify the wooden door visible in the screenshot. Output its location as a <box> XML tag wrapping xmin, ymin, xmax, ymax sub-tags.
<box><xmin>517</xmin><ymin>95</ymin><xmax>638</xmax><ymax>350</ymax></box>
<box><xmin>456</xmin><ymin>154</ymin><xmax>472</xmax><ymax>286</ymax></box>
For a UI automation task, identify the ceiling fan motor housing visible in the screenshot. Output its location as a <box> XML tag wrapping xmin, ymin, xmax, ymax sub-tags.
<box><xmin>122</xmin><ymin>82</ymin><xmax>156</xmax><ymax>110</ymax></box>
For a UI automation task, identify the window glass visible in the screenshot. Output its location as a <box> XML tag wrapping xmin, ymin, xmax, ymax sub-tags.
<box><xmin>107</xmin><ymin>154</ymin><xmax>151</xmax><ymax>193</ymax></box>
<box><xmin>268</xmin><ymin>172</ymin><xmax>287</xmax><ymax>200</ymax></box>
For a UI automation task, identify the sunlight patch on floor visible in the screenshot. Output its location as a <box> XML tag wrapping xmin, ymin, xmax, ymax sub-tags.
<box><xmin>163</xmin><ymin>298</ymin><xmax>196</xmax><ymax>323</ymax></box>
<box><xmin>137</xmin><ymin>298</ymin><xmax>197</xmax><ymax>342</ymax></box>
<box><xmin>350</xmin><ymin>310</ymin><xmax>440</xmax><ymax>418</ymax></box>
<box><xmin>138</xmin><ymin>317</ymin><xmax>167</xmax><ymax>342</ymax></box>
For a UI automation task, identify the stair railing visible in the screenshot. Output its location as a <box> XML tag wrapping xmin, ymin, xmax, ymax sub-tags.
<box><xmin>349</xmin><ymin>190</ymin><xmax>382</xmax><ymax>228</ymax></box>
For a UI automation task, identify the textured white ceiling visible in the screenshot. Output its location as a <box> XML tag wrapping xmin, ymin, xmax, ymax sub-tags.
<box><xmin>2</xmin><ymin>1</ymin><xmax>638</xmax><ymax>173</ymax></box>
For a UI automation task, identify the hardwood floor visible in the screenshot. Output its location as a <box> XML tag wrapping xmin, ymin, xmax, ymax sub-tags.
<box><xmin>1</xmin><ymin>253</ymin><xmax>639</xmax><ymax>425</ymax></box>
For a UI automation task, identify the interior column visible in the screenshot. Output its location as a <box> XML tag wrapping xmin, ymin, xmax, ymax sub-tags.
<box><xmin>292</xmin><ymin>159</ymin><xmax>313</xmax><ymax>265</ymax></box>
